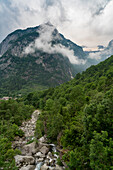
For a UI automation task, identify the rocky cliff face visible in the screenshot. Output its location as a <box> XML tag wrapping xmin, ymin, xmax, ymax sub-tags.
<box><xmin>0</xmin><ymin>22</ymin><xmax>87</xmax><ymax>96</ymax></box>
<box><xmin>0</xmin><ymin>26</ymin><xmax>39</xmax><ymax>56</ymax></box>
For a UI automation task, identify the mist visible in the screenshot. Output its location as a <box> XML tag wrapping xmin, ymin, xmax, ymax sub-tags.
<box><xmin>24</xmin><ymin>23</ymin><xmax>86</xmax><ymax>65</ymax></box>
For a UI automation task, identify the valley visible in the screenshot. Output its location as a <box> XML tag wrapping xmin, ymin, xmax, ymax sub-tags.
<box><xmin>0</xmin><ymin>22</ymin><xmax>113</xmax><ymax>170</ymax></box>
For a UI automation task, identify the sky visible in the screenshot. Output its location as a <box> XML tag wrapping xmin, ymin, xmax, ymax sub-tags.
<box><xmin>0</xmin><ymin>0</ymin><xmax>113</xmax><ymax>49</ymax></box>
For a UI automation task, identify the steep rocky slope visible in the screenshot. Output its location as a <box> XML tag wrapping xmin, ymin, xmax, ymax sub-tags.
<box><xmin>13</xmin><ymin>110</ymin><xmax>64</xmax><ymax>170</ymax></box>
<box><xmin>0</xmin><ymin>22</ymin><xmax>87</xmax><ymax>96</ymax></box>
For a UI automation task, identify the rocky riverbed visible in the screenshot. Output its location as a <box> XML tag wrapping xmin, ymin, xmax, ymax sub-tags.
<box><xmin>12</xmin><ymin>110</ymin><xmax>64</xmax><ymax>170</ymax></box>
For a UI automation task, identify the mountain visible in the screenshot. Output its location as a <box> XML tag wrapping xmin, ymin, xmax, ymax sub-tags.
<box><xmin>87</xmin><ymin>39</ymin><xmax>113</xmax><ymax>65</ymax></box>
<box><xmin>25</xmin><ymin>55</ymin><xmax>113</xmax><ymax>169</ymax></box>
<box><xmin>0</xmin><ymin>22</ymin><xmax>86</xmax><ymax>96</ymax></box>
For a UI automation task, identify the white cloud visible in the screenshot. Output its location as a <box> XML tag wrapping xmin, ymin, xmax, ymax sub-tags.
<box><xmin>88</xmin><ymin>52</ymin><xmax>102</xmax><ymax>60</ymax></box>
<box><xmin>0</xmin><ymin>0</ymin><xmax>113</xmax><ymax>48</ymax></box>
<box><xmin>24</xmin><ymin>23</ymin><xmax>86</xmax><ymax>65</ymax></box>
<box><xmin>90</xmin><ymin>0</ymin><xmax>113</xmax><ymax>44</ymax></box>
<box><xmin>88</xmin><ymin>41</ymin><xmax>113</xmax><ymax>60</ymax></box>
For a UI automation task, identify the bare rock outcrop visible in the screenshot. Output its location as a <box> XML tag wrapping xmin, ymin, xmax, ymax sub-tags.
<box><xmin>13</xmin><ymin>110</ymin><xmax>64</xmax><ymax>170</ymax></box>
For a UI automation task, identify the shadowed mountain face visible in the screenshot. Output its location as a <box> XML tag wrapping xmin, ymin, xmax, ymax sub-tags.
<box><xmin>0</xmin><ymin>22</ymin><xmax>87</xmax><ymax>96</ymax></box>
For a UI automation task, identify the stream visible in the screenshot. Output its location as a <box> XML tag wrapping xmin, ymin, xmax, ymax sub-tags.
<box><xmin>12</xmin><ymin>110</ymin><xmax>64</xmax><ymax>170</ymax></box>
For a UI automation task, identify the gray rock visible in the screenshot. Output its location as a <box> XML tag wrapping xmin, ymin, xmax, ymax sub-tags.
<box><xmin>48</xmin><ymin>168</ymin><xmax>55</xmax><ymax>170</ymax></box>
<box><xmin>40</xmin><ymin>146</ymin><xmax>49</xmax><ymax>155</ymax></box>
<box><xmin>50</xmin><ymin>159</ymin><xmax>56</xmax><ymax>167</ymax></box>
<box><xmin>38</xmin><ymin>142</ymin><xmax>50</xmax><ymax>151</ymax></box>
<box><xmin>21</xmin><ymin>142</ymin><xmax>36</xmax><ymax>156</ymax></box>
<box><xmin>15</xmin><ymin>155</ymin><xmax>35</xmax><ymax>167</ymax></box>
<box><xmin>35</xmin><ymin>152</ymin><xmax>45</xmax><ymax>158</ymax></box>
<box><xmin>47</xmin><ymin>152</ymin><xmax>53</xmax><ymax>158</ymax></box>
<box><xmin>55</xmin><ymin>165</ymin><xmax>63</xmax><ymax>170</ymax></box>
<box><xmin>40</xmin><ymin>164</ymin><xmax>49</xmax><ymax>170</ymax></box>
<box><xmin>37</xmin><ymin>158</ymin><xmax>44</xmax><ymax>162</ymax></box>
<box><xmin>20</xmin><ymin>165</ymin><xmax>35</xmax><ymax>170</ymax></box>
<box><xmin>32</xmin><ymin>148</ymin><xmax>38</xmax><ymax>155</ymax></box>
<box><xmin>38</xmin><ymin>136</ymin><xmax>46</xmax><ymax>143</ymax></box>
<box><xmin>44</xmin><ymin>159</ymin><xmax>49</xmax><ymax>164</ymax></box>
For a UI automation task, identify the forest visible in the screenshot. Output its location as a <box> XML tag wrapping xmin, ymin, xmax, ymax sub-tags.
<box><xmin>0</xmin><ymin>55</ymin><xmax>113</xmax><ymax>169</ymax></box>
<box><xmin>0</xmin><ymin>100</ymin><xmax>34</xmax><ymax>169</ymax></box>
<box><xmin>24</xmin><ymin>55</ymin><xmax>113</xmax><ymax>169</ymax></box>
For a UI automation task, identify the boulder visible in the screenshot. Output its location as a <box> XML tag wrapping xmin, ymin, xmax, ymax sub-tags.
<box><xmin>44</xmin><ymin>159</ymin><xmax>49</xmax><ymax>164</ymax></box>
<box><xmin>55</xmin><ymin>165</ymin><xmax>63</xmax><ymax>170</ymax></box>
<box><xmin>49</xmin><ymin>168</ymin><xmax>55</xmax><ymax>170</ymax></box>
<box><xmin>40</xmin><ymin>146</ymin><xmax>49</xmax><ymax>155</ymax></box>
<box><xmin>21</xmin><ymin>142</ymin><xmax>36</xmax><ymax>156</ymax></box>
<box><xmin>46</xmin><ymin>152</ymin><xmax>54</xmax><ymax>161</ymax></box>
<box><xmin>35</xmin><ymin>152</ymin><xmax>45</xmax><ymax>158</ymax></box>
<box><xmin>40</xmin><ymin>164</ymin><xmax>49</xmax><ymax>170</ymax></box>
<box><xmin>38</xmin><ymin>136</ymin><xmax>46</xmax><ymax>143</ymax></box>
<box><xmin>20</xmin><ymin>165</ymin><xmax>35</xmax><ymax>170</ymax></box>
<box><xmin>36</xmin><ymin>157</ymin><xmax>44</xmax><ymax>163</ymax></box>
<box><xmin>38</xmin><ymin>142</ymin><xmax>50</xmax><ymax>151</ymax></box>
<box><xmin>32</xmin><ymin>148</ymin><xmax>38</xmax><ymax>155</ymax></box>
<box><xmin>47</xmin><ymin>152</ymin><xmax>53</xmax><ymax>158</ymax></box>
<box><xmin>15</xmin><ymin>155</ymin><xmax>35</xmax><ymax>167</ymax></box>
<box><xmin>49</xmin><ymin>159</ymin><xmax>55</xmax><ymax>167</ymax></box>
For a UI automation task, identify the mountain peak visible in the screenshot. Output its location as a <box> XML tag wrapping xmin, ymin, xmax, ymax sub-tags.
<box><xmin>108</xmin><ymin>40</ymin><xmax>113</xmax><ymax>47</ymax></box>
<box><xmin>45</xmin><ymin>21</ymin><xmax>54</xmax><ymax>27</ymax></box>
<box><xmin>39</xmin><ymin>22</ymin><xmax>56</xmax><ymax>32</ymax></box>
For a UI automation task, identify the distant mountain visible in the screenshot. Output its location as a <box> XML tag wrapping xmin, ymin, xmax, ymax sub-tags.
<box><xmin>87</xmin><ymin>39</ymin><xmax>113</xmax><ymax>65</ymax></box>
<box><xmin>0</xmin><ymin>22</ymin><xmax>86</xmax><ymax>96</ymax></box>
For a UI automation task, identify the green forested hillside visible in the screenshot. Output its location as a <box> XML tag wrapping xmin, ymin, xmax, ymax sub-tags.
<box><xmin>0</xmin><ymin>100</ymin><xmax>34</xmax><ymax>169</ymax></box>
<box><xmin>24</xmin><ymin>55</ymin><xmax>113</xmax><ymax>169</ymax></box>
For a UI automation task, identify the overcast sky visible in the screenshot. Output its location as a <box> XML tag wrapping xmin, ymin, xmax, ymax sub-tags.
<box><xmin>0</xmin><ymin>0</ymin><xmax>113</xmax><ymax>48</ymax></box>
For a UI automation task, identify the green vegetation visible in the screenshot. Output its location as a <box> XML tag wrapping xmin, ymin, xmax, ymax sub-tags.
<box><xmin>0</xmin><ymin>51</ymin><xmax>74</xmax><ymax>97</ymax></box>
<box><xmin>0</xmin><ymin>100</ymin><xmax>34</xmax><ymax>169</ymax></box>
<box><xmin>24</xmin><ymin>55</ymin><xmax>113</xmax><ymax>169</ymax></box>
<box><xmin>0</xmin><ymin>53</ymin><xmax>113</xmax><ymax>169</ymax></box>
<box><xmin>57</xmin><ymin>157</ymin><xmax>63</xmax><ymax>166</ymax></box>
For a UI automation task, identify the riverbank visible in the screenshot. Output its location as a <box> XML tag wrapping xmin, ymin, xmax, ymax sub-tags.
<box><xmin>12</xmin><ymin>110</ymin><xmax>64</xmax><ymax>170</ymax></box>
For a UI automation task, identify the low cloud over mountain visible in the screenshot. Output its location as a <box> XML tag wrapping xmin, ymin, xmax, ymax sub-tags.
<box><xmin>88</xmin><ymin>40</ymin><xmax>113</xmax><ymax>61</ymax></box>
<box><xmin>24</xmin><ymin>23</ymin><xmax>86</xmax><ymax>65</ymax></box>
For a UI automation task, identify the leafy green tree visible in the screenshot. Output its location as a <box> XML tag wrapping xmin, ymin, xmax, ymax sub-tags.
<box><xmin>45</xmin><ymin>99</ymin><xmax>54</xmax><ymax>111</ymax></box>
<box><xmin>90</xmin><ymin>131</ymin><xmax>113</xmax><ymax>170</ymax></box>
<box><xmin>47</xmin><ymin>113</ymin><xmax>64</xmax><ymax>141</ymax></box>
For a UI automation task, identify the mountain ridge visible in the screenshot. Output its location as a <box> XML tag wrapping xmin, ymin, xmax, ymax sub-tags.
<box><xmin>0</xmin><ymin>23</ymin><xmax>87</xmax><ymax>97</ymax></box>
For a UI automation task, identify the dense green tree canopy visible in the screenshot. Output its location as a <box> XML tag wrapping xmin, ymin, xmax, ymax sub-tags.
<box><xmin>24</xmin><ymin>55</ymin><xmax>113</xmax><ymax>169</ymax></box>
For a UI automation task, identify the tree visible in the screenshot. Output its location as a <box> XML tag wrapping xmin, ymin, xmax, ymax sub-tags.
<box><xmin>89</xmin><ymin>131</ymin><xmax>113</xmax><ymax>170</ymax></box>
